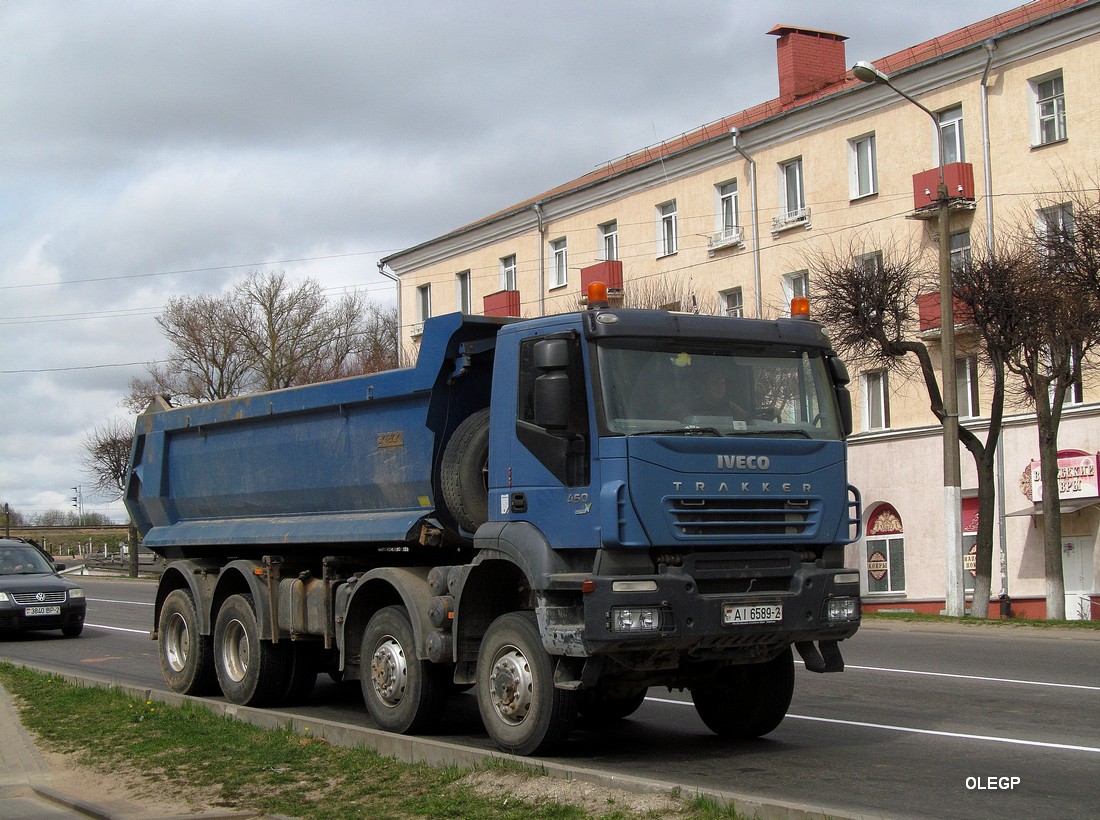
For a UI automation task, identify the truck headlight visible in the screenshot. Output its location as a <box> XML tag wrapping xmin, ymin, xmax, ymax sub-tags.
<box><xmin>826</xmin><ymin>597</ymin><xmax>860</xmax><ymax>622</ymax></box>
<box><xmin>608</xmin><ymin>606</ymin><xmax>668</xmax><ymax>633</ymax></box>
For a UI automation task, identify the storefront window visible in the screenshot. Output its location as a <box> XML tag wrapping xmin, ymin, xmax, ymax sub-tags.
<box><xmin>866</xmin><ymin>503</ymin><xmax>905</xmax><ymax>594</ymax></box>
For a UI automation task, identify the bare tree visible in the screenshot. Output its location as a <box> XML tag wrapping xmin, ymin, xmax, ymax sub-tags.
<box><xmin>808</xmin><ymin>235</ymin><xmax>1009</xmax><ymax>618</ymax></box>
<box><xmin>81</xmin><ymin>417</ymin><xmax>140</xmax><ymax>576</ymax></box>
<box><xmin>128</xmin><ymin>271</ymin><xmax>395</xmax><ymax>410</ymax></box>
<box><xmin>354</xmin><ymin>303</ymin><xmax>399</xmax><ymax>374</ymax></box>
<box><xmin>998</xmin><ymin>186</ymin><xmax>1100</xmax><ymax>619</ymax></box>
<box><xmin>126</xmin><ymin>291</ymin><xmax>252</xmax><ymax>410</ymax></box>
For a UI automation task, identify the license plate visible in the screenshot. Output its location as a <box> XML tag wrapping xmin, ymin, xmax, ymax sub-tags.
<box><xmin>723</xmin><ymin>603</ymin><xmax>782</xmax><ymax>624</ymax></box>
<box><xmin>24</xmin><ymin>606</ymin><xmax>61</xmax><ymax>617</ymax></box>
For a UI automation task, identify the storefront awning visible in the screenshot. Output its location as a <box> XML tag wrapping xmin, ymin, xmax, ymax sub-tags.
<box><xmin>1006</xmin><ymin>498</ymin><xmax>1100</xmax><ymax>517</ymax></box>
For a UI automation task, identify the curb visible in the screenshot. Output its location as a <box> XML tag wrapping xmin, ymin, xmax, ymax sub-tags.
<box><xmin>6</xmin><ymin>661</ymin><xmax>868</xmax><ymax>820</ymax></box>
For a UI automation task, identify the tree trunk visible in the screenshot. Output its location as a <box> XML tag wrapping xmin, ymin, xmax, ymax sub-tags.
<box><xmin>1036</xmin><ymin>413</ymin><xmax>1065</xmax><ymax>620</ymax></box>
<box><xmin>128</xmin><ymin>523</ymin><xmax>140</xmax><ymax>579</ymax></box>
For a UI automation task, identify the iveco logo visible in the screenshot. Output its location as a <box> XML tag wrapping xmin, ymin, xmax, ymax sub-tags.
<box><xmin>717</xmin><ymin>455</ymin><xmax>771</xmax><ymax>470</ymax></box>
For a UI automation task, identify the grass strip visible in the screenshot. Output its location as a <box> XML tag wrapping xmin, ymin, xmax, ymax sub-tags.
<box><xmin>0</xmin><ymin>663</ymin><xmax>738</xmax><ymax>819</ymax></box>
<box><xmin>863</xmin><ymin>611</ymin><xmax>1100</xmax><ymax>629</ymax></box>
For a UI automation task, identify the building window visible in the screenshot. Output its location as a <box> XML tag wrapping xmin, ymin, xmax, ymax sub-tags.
<box><xmin>855</xmin><ymin>250</ymin><xmax>883</xmax><ymax>277</ymax></box>
<box><xmin>866</xmin><ymin>503</ymin><xmax>905</xmax><ymax>594</ymax></box>
<box><xmin>956</xmin><ymin>356</ymin><xmax>980</xmax><ymax>418</ymax></box>
<box><xmin>500</xmin><ymin>254</ymin><xmax>517</xmax><ymax>291</ymax></box>
<box><xmin>599</xmin><ymin>221</ymin><xmax>618</xmax><ymax>261</ymax></box>
<box><xmin>719</xmin><ymin>181</ymin><xmax>739</xmax><ymax>234</ymax></box>
<box><xmin>950</xmin><ymin>230</ymin><xmax>972</xmax><ymax>272</ymax></box>
<box><xmin>937</xmin><ymin>105</ymin><xmax>964</xmax><ymax>165</ymax></box>
<box><xmin>455</xmin><ymin>270</ymin><xmax>471</xmax><ymax>314</ymax></box>
<box><xmin>849</xmin><ymin>133</ymin><xmax>877</xmax><ymax>199</ymax></box>
<box><xmin>1032</xmin><ymin>71</ymin><xmax>1067</xmax><ymax>145</ymax></box>
<box><xmin>863</xmin><ymin>370</ymin><xmax>889</xmax><ymax>431</ymax></box>
<box><xmin>782</xmin><ymin>270</ymin><xmax>809</xmax><ymax>309</ymax></box>
<box><xmin>657</xmin><ymin>201</ymin><xmax>678</xmax><ymax>257</ymax></box>
<box><xmin>550</xmin><ymin>238</ymin><xmax>568</xmax><ymax>289</ymax></box>
<box><xmin>416</xmin><ymin>283</ymin><xmax>431</xmax><ymax>323</ymax></box>
<box><xmin>1038</xmin><ymin>203</ymin><xmax>1074</xmax><ymax>269</ymax></box>
<box><xmin>722</xmin><ymin>288</ymin><xmax>744</xmax><ymax>318</ymax></box>
<box><xmin>779</xmin><ymin>158</ymin><xmax>805</xmax><ymax>220</ymax></box>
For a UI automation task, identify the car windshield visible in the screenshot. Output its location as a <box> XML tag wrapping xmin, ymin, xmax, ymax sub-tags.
<box><xmin>596</xmin><ymin>338</ymin><xmax>843</xmax><ymax>440</ymax></box>
<box><xmin>0</xmin><ymin>546</ymin><xmax>55</xmax><ymax>575</ymax></box>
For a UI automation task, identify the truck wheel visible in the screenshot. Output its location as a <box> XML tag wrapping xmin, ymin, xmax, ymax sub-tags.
<box><xmin>691</xmin><ymin>648</ymin><xmax>794</xmax><ymax>739</ymax></box>
<box><xmin>213</xmin><ymin>594</ymin><xmax>288</xmax><ymax>707</ymax></box>
<box><xmin>441</xmin><ymin>408</ymin><xmax>490</xmax><ymax>533</ymax></box>
<box><xmin>159</xmin><ymin>588</ymin><xmax>217</xmax><ymax>695</ymax></box>
<box><xmin>476</xmin><ymin>611</ymin><xmax>577</xmax><ymax>755</ymax></box>
<box><xmin>277</xmin><ymin>642</ymin><xmax>320</xmax><ymax>705</ymax></box>
<box><xmin>361</xmin><ymin>606</ymin><xmax>448</xmax><ymax>734</ymax></box>
<box><xmin>577</xmin><ymin>688</ymin><xmax>647</xmax><ymax>727</ymax></box>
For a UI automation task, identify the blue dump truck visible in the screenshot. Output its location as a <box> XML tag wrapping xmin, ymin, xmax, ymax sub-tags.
<box><xmin>125</xmin><ymin>286</ymin><xmax>862</xmax><ymax>755</ymax></box>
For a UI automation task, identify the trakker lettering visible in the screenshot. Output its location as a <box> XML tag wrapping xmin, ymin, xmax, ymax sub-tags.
<box><xmin>717</xmin><ymin>454</ymin><xmax>771</xmax><ymax>470</ymax></box>
<box><xmin>673</xmin><ymin>481</ymin><xmax>813</xmax><ymax>494</ymax></box>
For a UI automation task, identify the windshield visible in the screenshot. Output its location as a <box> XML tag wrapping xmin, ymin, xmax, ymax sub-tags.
<box><xmin>596</xmin><ymin>338</ymin><xmax>843</xmax><ymax>439</ymax></box>
<box><xmin>0</xmin><ymin>545</ymin><xmax>55</xmax><ymax>575</ymax></box>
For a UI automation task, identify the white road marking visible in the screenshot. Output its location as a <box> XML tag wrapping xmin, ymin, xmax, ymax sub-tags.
<box><xmin>841</xmin><ymin>662</ymin><xmax>1100</xmax><ymax>692</ymax></box>
<box><xmin>87</xmin><ymin>598</ymin><xmax>154</xmax><ymax>606</ymax></box>
<box><xmin>83</xmin><ymin>623</ymin><xmax>148</xmax><ymax>634</ymax></box>
<box><xmin>644</xmin><ymin>696</ymin><xmax>1100</xmax><ymax>755</ymax></box>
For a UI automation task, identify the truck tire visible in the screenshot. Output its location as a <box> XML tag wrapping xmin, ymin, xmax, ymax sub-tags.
<box><xmin>690</xmin><ymin>648</ymin><xmax>794</xmax><ymax>739</ymax></box>
<box><xmin>277</xmin><ymin>642</ymin><xmax>320</xmax><ymax>705</ymax></box>
<box><xmin>213</xmin><ymin>594</ymin><xmax>289</xmax><ymax>707</ymax></box>
<box><xmin>361</xmin><ymin>606</ymin><xmax>449</xmax><ymax>734</ymax></box>
<box><xmin>441</xmin><ymin>408</ymin><xmax>490</xmax><ymax>533</ymax></box>
<box><xmin>159</xmin><ymin>588</ymin><xmax>217</xmax><ymax>695</ymax></box>
<box><xmin>476</xmin><ymin>611</ymin><xmax>577</xmax><ymax>755</ymax></box>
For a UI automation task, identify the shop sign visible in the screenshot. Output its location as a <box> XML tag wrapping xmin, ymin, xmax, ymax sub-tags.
<box><xmin>1030</xmin><ymin>453</ymin><xmax>1098</xmax><ymax>502</ymax></box>
<box><xmin>868</xmin><ymin>550</ymin><xmax>888</xmax><ymax>581</ymax></box>
<box><xmin>964</xmin><ymin>543</ymin><xmax>977</xmax><ymax>577</ymax></box>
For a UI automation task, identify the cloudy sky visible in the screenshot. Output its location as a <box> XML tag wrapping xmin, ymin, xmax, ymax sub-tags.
<box><xmin>1</xmin><ymin>0</ymin><xmax>1017</xmax><ymax>522</ymax></box>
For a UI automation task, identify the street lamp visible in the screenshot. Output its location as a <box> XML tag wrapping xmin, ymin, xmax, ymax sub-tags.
<box><xmin>853</xmin><ymin>60</ymin><xmax>965</xmax><ymax>617</ymax></box>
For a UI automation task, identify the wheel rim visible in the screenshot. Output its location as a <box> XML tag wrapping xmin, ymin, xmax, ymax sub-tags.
<box><xmin>370</xmin><ymin>636</ymin><xmax>407</xmax><ymax>707</ymax></box>
<box><xmin>221</xmin><ymin>618</ymin><xmax>249</xmax><ymax>683</ymax></box>
<box><xmin>488</xmin><ymin>644</ymin><xmax>533</xmax><ymax>725</ymax></box>
<box><xmin>163</xmin><ymin>611</ymin><xmax>189</xmax><ymax>674</ymax></box>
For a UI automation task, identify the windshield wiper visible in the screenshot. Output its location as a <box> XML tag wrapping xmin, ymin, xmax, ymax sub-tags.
<box><xmin>631</xmin><ymin>427</ymin><xmax>723</xmax><ymax>437</ymax></box>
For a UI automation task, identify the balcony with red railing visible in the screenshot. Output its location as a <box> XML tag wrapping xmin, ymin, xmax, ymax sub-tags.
<box><xmin>911</xmin><ymin>162</ymin><xmax>976</xmax><ymax>216</ymax></box>
<box><xmin>483</xmin><ymin>289</ymin><xmax>521</xmax><ymax>317</ymax></box>
<box><xmin>917</xmin><ymin>291</ymin><xmax>973</xmax><ymax>332</ymax></box>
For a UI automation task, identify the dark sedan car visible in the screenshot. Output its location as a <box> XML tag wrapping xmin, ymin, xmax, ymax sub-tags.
<box><xmin>0</xmin><ymin>538</ymin><xmax>86</xmax><ymax>637</ymax></box>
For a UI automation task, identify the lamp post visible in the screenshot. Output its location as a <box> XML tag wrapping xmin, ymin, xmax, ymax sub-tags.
<box><xmin>853</xmin><ymin>61</ymin><xmax>965</xmax><ymax>617</ymax></box>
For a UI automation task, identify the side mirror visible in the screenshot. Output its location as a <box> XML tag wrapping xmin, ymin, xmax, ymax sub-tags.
<box><xmin>533</xmin><ymin>338</ymin><xmax>572</xmax><ymax>431</ymax></box>
<box><xmin>828</xmin><ymin>357</ymin><xmax>853</xmax><ymax>437</ymax></box>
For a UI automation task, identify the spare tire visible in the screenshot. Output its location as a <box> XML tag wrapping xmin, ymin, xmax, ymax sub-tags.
<box><xmin>441</xmin><ymin>408</ymin><xmax>491</xmax><ymax>533</ymax></box>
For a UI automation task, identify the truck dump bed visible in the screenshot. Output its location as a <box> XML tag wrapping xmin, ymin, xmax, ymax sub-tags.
<box><xmin>124</xmin><ymin>313</ymin><xmax>509</xmax><ymax>552</ymax></box>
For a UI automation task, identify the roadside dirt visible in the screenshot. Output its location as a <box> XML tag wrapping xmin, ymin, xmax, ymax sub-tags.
<box><xmin>37</xmin><ymin>747</ymin><xmax>228</xmax><ymax>818</ymax></box>
<box><xmin>38</xmin><ymin>747</ymin><xmax>690</xmax><ymax>819</ymax></box>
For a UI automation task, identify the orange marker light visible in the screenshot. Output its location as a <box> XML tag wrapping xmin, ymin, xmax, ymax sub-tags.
<box><xmin>587</xmin><ymin>281</ymin><xmax>609</xmax><ymax>308</ymax></box>
<box><xmin>791</xmin><ymin>296</ymin><xmax>810</xmax><ymax>319</ymax></box>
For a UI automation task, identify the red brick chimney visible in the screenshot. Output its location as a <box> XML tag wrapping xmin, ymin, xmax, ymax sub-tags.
<box><xmin>768</xmin><ymin>25</ymin><xmax>848</xmax><ymax>104</ymax></box>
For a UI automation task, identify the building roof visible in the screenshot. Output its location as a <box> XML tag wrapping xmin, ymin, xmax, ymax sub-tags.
<box><xmin>382</xmin><ymin>0</ymin><xmax>1092</xmax><ymax>266</ymax></box>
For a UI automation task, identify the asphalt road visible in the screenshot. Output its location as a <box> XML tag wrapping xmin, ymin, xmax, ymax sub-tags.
<box><xmin>2</xmin><ymin>576</ymin><xmax>1098</xmax><ymax>819</ymax></box>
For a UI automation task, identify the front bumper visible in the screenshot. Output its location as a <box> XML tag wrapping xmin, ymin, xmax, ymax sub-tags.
<box><xmin>541</xmin><ymin>551</ymin><xmax>860</xmax><ymax>665</ymax></box>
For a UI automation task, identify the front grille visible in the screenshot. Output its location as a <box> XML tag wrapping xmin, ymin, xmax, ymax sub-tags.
<box><xmin>11</xmin><ymin>591</ymin><xmax>67</xmax><ymax>605</ymax></box>
<box><xmin>669</xmin><ymin>497</ymin><xmax>819</xmax><ymax>538</ymax></box>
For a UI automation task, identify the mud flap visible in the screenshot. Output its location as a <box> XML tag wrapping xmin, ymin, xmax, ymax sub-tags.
<box><xmin>795</xmin><ymin>639</ymin><xmax>845</xmax><ymax>673</ymax></box>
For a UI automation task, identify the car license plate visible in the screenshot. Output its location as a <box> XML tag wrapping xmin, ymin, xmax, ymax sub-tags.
<box><xmin>24</xmin><ymin>606</ymin><xmax>61</xmax><ymax>617</ymax></box>
<box><xmin>723</xmin><ymin>603</ymin><xmax>782</xmax><ymax>624</ymax></box>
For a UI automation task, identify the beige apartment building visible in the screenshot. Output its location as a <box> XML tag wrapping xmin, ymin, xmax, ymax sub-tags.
<box><xmin>381</xmin><ymin>0</ymin><xmax>1100</xmax><ymax>618</ymax></box>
